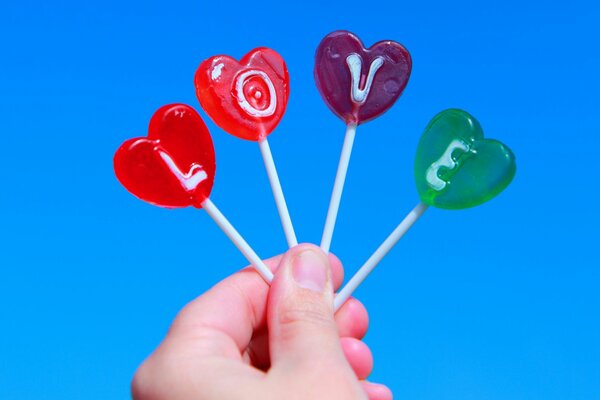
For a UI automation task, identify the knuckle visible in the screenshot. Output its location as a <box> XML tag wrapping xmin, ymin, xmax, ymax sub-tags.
<box><xmin>278</xmin><ymin>295</ymin><xmax>334</xmax><ymax>329</ymax></box>
<box><xmin>131</xmin><ymin>350</ymin><xmax>180</xmax><ymax>400</ymax></box>
<box><xmin>131</xmin><ymin>358</ymin><xmax>158</xmax><ymax>400</ymax></box>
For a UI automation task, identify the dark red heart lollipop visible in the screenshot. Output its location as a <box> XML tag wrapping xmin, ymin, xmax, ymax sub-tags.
<box><xmin>113</xmin><ymin>104</ymin><xmax>216</xmax><ymax>208</ymax></box>
<box><xmin>314</xmin><ymin>30</ymin><xmax>412</xmax><ymax>125</ymax></box>
<box><xmin>195</xmin><ymin>47</ymin><xmax>290</xmax><ymax>141</ymax></box>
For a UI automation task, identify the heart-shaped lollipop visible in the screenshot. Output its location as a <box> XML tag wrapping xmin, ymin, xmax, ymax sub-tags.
<box><xmin>195</xmin><ymin>47</ymin><xmax>298</xmax><ymax>248</ymax></box>
<box><xmin>114</xmin><ymin>104</ymin><xmax>273</xmax><ymax>282</ymax></box>
<box><xmin>334</xmin><ymin>109</ymin><xmax>516</xmax><ymax>310</ymax></box>
<box><xmin>414</xmin><ymin>109</ymin><xmax>516</xmax><ymax>209</ymax></box>
<box><xmin>314</xmin><ymin>30</ymin><xmax>412</xmax><ymax>124</ymax></box>
<box><xmin>113</xmin><ymin>104</ymin><xmax>216</xmax><ymax>208</ymax></box>
<box><xmin>195</xmin><ymin>47</ymin><xmax>290</xmax><ymax>141</ymax></box>
<box><xmin>315</xmin><ymin>31</ymin><xmax>412</xmax><ymax>253</ymax></box>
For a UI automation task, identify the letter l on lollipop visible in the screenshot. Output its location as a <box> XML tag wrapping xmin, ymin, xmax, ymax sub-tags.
<box><xmin>314</xmin><ymin>30</ymin><xmax>412</xmax><ymax>252</ymax></box>
<box><xmin>113</xmin><ymin>104</ymin><xmax>273</xmax><ymax>283</ymax></box>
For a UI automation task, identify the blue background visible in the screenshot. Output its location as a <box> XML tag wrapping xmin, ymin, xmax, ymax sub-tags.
<box><xmin>1</xmin><ymin>0</ymin><xmax>598</xmax><ymax>398</ymax></box>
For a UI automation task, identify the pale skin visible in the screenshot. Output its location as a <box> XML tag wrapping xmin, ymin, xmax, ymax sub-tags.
<box><xmin>132</xmin><ymin>244</ymin><xmax>393</xmax><ymax>400</ymax></box>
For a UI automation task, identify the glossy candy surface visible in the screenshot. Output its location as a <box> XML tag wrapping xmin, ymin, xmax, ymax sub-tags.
<box><xmin>314</xmin><ymin>30</ymin><xmax>411</xmax><ymax>125</ymax></box>
<box><xmin>195</xmin><ymin>47</ymin><xmax>290</xmax><ymax>141</ymax></box>
<box><xmin>414</xmin><ymin>109</ymin><xmax>516</xmax><ymax>209</ymax></box>
<box><xmin>114</xmin><ymin>104</ymin><xmax>216</xmax><ymax>208</ymax></box>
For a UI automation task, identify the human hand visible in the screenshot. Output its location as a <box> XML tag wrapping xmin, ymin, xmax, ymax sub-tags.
<box><xmin>132</xmin><ymin>244</ymin><xmax>392</xmax><ymax>400</ymax></box>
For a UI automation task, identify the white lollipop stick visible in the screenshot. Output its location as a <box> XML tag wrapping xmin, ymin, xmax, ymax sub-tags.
<box><xmin>333</xmin><ymin>202</ymin><xmax>428</xmax><ymax>311</ymax></box>
<box><xmin>202</xmin><ymin>198</ymin><xmax>274</xmax><ymax>283</ymax></box>
<box><xmin>259</xmin><ymin>138</ymin><xmax>298</xmax><ymax>248</ymax></box>
<box><xmin>320</xmin><ymin>123</ymin><xmax>358</xmax><ymax>253</ymax></box>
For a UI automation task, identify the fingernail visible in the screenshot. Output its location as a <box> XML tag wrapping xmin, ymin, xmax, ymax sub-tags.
<box><xmin>292</xmin><ymin>250</ymin><xmax>327</xmax><ymax>292</ymax></box>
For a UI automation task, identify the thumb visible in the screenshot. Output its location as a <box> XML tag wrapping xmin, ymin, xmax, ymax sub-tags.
<box><xmin>267</xmin><ymin>244</ymin><xmax>347</xmax><ymax>369</ymax></box>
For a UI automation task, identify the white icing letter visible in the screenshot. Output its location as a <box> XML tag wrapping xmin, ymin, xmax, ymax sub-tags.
<box><xmin>425</xmin><ymin>140</ymin><xmax>470</xmax><ymax>191</ymax></box>
<box><xmin>346</xmin><ymin>53</ymin><xmax>385</xmax><ymax>105</ymax></box>
<box><xmin>159</xmin><ymin>151</ymin><xmax>208</xmax><ymax>191</ymax></box>
<box><xmin>234</xmin><ymin>70</ymin><xmax>277</xmax><ymax>117</ymax></box>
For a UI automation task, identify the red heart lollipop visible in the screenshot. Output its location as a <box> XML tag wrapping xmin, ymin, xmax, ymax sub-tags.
<box><xmin>314</xmin><ymin>30</ymin><xmax>412</xmax><ymax>124</ymax></box>
<box><xmin>195</xmin><ymin>47</ymin><xmax>290</xmax><ymax>141</ymax></box>
<box><xmin>113</xmin><ymin>104</ymin><xmax>216</xmax><ymax>208</ymax></box>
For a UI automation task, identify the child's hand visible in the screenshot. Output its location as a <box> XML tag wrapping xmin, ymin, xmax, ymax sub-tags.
<box><xmin>132</xmin><ymin>244</ymin><xmax>392</xmax><ymax>400</ymax></box>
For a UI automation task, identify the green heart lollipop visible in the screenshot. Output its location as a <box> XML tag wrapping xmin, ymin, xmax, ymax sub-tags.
<box><xmin>335</xmin><ymin>109</ymin><xmax>517</xmax><ymax>310</ymax></box>
<box><xmin>414</xmin><ymin>109</ymin><xmax>516</xmax><ymax>209</ymax></box>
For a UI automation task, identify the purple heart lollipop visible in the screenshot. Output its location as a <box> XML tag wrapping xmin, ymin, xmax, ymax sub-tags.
<box><xmin>314</xmin><ymin>30</ymin><xmax>412</xmax><ymax>125</ymax></box>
